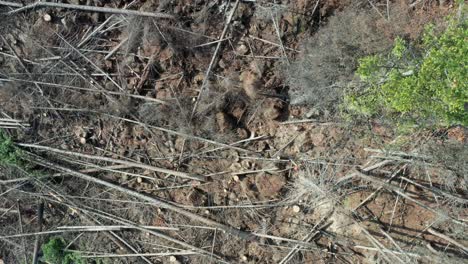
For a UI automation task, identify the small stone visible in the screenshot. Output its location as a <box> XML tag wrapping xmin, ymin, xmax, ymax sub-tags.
<box><xmin>60</xmin><ymin>18</ymin><xmax>68</xmax><ymax>27</ymax></box>
<box><xmin>169</xmin><ymin>256</ymin><xmax>179</xmax><ymax>263</ymax></box>
<box><xmin>229</xmin><ymin>163</ymin><xmax>243</xmax><ymax>172</ymax></box>
<box><xmin>237</xmin><ymin>128</ymin><xmax>249</xmax><ymax>139</ymax></box>
<box><xmin>229</xmin><ymin>192</ymin><xmax>237</xmax><ymax>200</ymax></box>
<box><xmin>193</xmin><ymin>73</ymin><xmax>204</xmax><ymax>84</ymax></box>
<box><xmin>306</xmin><ymin>108</ymin><xmax>320</xmax><ymax>118</ymax></box>
<box><xmin>237</xmin><ymin>44</ymin><xmax>249</xmax><ymax>55</ymax></box>
<box><xmin>240</xmin><ymin>70</ymin><xmax>260</xmax><ymax>99</ymax></box>
<box><xmin>290</xmin><ymin>107</ymin><xmax>301</xmax><ymax>117</ymax></box>
<box><xmin>292</xmin><ymin>205</ymin><xmax>301</xmax><ymax>213</ymax></box>
<box><xmin>159</xmin><ymin>48</ymin><xmax>174</xmax><ymax>61</ymax></box>
<box><xmin>43</xmin><ymin>14</ymin><xmax>52</xmax><ymax>22</ymax></box>
<box><xmin>263</xmin><ymin>106</ymin><xmax>280</xmax><ymax>120</ymax></box>
<box><xmin>219</xmin><ymin>59</ymin><xmax>226</xmax><ymax>69</ymax></box>
<box><xmin>310</xmin><ymin>132</ymin><xmax>326</xmax><ymax>146</ymax></box>
<box><xmin>216</xmin><ymin>112</ymin><xmax>235</xmax><ymax>132</ymax></box>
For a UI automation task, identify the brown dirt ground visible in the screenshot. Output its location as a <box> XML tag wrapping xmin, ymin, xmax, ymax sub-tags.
<box><xmin>0</xmin><ymin>1</ymin><xmax>466</xmax><ymax>264</ymax></box>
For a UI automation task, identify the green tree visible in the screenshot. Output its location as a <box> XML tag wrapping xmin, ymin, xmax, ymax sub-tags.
<box><xmin>344</xmin><ymin>12</ymin><xmax>467</xmax><ymax>127</ymax></box>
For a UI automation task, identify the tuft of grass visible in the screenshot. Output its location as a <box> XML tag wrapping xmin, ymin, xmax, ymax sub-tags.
<box><xmin>286</xmin><ymin>162</ymin><xmax>344</xmax><ymax>208</ymax></box>
<box><xmin>42</xmin><ymin>237</ymin><xmax>84</xmax><ymax>264</ymax></box>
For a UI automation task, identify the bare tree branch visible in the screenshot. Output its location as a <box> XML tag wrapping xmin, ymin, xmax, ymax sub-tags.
<box><xmin>0</xmin><ymin>1</ymin><xmax>174</xmax><ymax>19</ymax></box>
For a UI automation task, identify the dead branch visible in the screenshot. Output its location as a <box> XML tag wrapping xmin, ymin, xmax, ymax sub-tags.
<box><xmin>31</xmin><ymin>201</ymin><xmax>44</xmax><ymax>264</ymax></box>
<box><xmin>56</xmin><ymin>33</ymin><xmax>126</xmax><ymax>93</ymax></box>
<box><xmin>26</xmin><ymin>169</ymin><xmax>227</xmax><ymax>264</ymax></box>
<box><xmin>78</xmin><ymin>251</ymin><xmax>197</xmax><ymax>258</ymax></box>
<box><xmin>354</xmin><ymin>245</ymin><xmax>422</xmax><ymax>258</ymax></box>
<box><xmin>1</xmin><ymin>1</ymin><xmax>174</xmax><ymax>19</ymax></box>
<box><xmin>364</xmin><ymin>148</ymin><xmax>431</xmax><ymax>160</ymax></box>
<box><xmin>279</xmin><ymin>212</ymin><xmax>329</xmax><ymax>264</ymax></box>
<box><xmin>57</xmin><ymin>225</ymin><xmax>178</xmax><ymax>231</ymax></box>
<box><xmin>0</xmin><ymin>207</ymin><xmax>18</xmax><ymax>215</ymax></box>
<box><xmin>0</xmin><ymin>77</ymin><xmax>169</xmax><ymax>105</ymax></box>
<box><xmin>353</xmin><ymin>164</ymin><xmax>407</xmax><ymax>211</ymax></box>
<box><xmin>18</xmin><ymin>143</ymin><xmax>207</xmax><ymax>182</ymax></box>
<box><xmin>27</xmin><ymin>153</ymin><xmax>257</xmax><ymax>242</ymax></box>
<box><xmin>38</xmin><ymin>192</ymin><xmax>230</xmax><ymax>264</ymax></box>
<box><xmin>427</xmin><ymin>228</ymin><xmax>468</xmax><ymax>254</ymax></box>
<box><xmin>30</xmin><ymin>107</ymin><xmax>255</xmax><ymax>154</ymax></box>
<box><xmin>79</xmin><ymin>0</ymin><xmax>139</xmax><ymax>48</ymax></box>
<box><xmin>16</xmin><ymin>201</ymin><xmax>28</xmax><ymax>264</ymax></box>
<box><xmin>399</xmin><ymin>176</ymin><xmax>467</xmax><ymax>205</ymax></box>
<box><xmin>354</xmin><ymin>170</ymin><xmax>466</xmax><ymax>226</ymax></box>
<box><xmin>270</xmin><ymin>10</ymin><xmax>289</xmax><ymax>64</ymax></box>
<box><xmin>0</xmin><ymin>0</ymin><xmax>21</xmax><ymax>7</ymax></box>
<box><xmin>0</xmin><ymin>165</ymin><xmax>132</xmax><ymax>184</ymax></box>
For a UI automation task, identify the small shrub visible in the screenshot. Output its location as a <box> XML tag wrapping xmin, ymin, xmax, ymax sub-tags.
<box><xmin>345</xmin><ymin>14</ymin><xmax>467</xmax><ymax>127</ymax></box>
<box><xmin>42</xmin><ymin>237</ymin><xmax>84</xmax><ymax>264</ymax></box>
<box><xmin>0</xmin><ymin>130</ymin><xmax>24</xmax><ymax>166</ymax></box>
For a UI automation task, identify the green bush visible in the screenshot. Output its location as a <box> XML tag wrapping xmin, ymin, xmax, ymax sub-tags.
<box><xmin>42</xmin><ymin>237</ymin><xmax>84</xmax><ymax>264</ymax></box>
<box><xmin>344</xmin><ymin>13</ymin><xmax>467</xmax><ymax>127</ymax></box>
<box><xmin>0</xmin><ymin>130</ymin><xmax>24</xmax><ymax>166</ymax></box>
